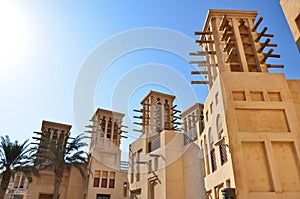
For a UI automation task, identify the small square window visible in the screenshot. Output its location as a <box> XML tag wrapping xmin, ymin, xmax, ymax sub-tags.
<box><xmin>250</xmin><ymin>91</ymin><xmax>264</xmax><ymax>101</ymax></box>
<box><xmin>232</xmin><ymin>91</ymin><xmax>246</xmax><ymax>101</ymax></box>
<box><xmin>268</xmin><ymin>92</ymin><xmax>282</xmax><ymax>102</ymax></box>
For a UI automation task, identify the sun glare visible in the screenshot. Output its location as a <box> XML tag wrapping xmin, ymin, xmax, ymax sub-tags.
<box><xmin>0</xmin><ymin>1</ymin><xmax>28</xmax><ymax>66</ymax></box>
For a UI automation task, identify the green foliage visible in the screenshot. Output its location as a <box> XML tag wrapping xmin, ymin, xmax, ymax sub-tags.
<box><xmin>0</xmin><ymin>135</ymin><xmax>35</xmax><ymax>178</ymax></box>
<box><xmin>32</xmin><ymin>130</ymin><xmax>88</xmax><ymax>177</ymax></box>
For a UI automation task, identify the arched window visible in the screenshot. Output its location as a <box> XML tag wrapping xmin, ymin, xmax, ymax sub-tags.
<box><xmin>52</xmin><ymin>131</ymin><xmax>58</xmax><ymax>141</ymax></box>
<box><xmin>208</xmin><ymin>128</ymin><xmax>214</xmax><ymax>151</ymax></box>
<box><xmin>107</xmin><ymin>118</ymin><xmax>112</xmax><ymax>139</ymax></box>
<box><xmin>216</xmin><ymin>114</ymin><xmax>223</xmax><ymax>139</ymax></box>
<box><xmin>208</xmin><ymin>128</ymin><xmax>217</xmax><ymax>172</ymax></box>
<box><xmin>164</xmin><ymin>100</ymin><xmax>170</xmax><ymax>130</ymax></box>
<box><xmin>155</xmin><ymin>98</ymin><xmax>162</xmax><ymax>132</ymax></box>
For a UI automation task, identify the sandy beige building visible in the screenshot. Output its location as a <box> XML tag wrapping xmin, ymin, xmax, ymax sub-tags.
<box><xmin>191</xmin><ymin>9</ymin><xmax>300</xmax><ymax>199</ymax></box>
<box><xmin>280</xmin><ymin>0</ymin><xmax>300</xmax><ymax>51</ymax></box>
<box><xmin>27</xmin><ymin>121</ymin><xmax>86</xmax><ymax>199</ymax></box>
<box><xmin>85</xmin><ymin>108</ymin><xmax>128</xmax><ymax>199</ymax></box>
<box><xmin>5</xmin><ymin>172</ymin><xmax>29</xmax><ymax>199</ymax></box>
<box><xmin>128</xmin><ymin>91</ymin><xmax>206</xmax><ymax>199</ymax></box>
<box><xmin>5</xmin><ymin>8</ymin><xmax>300</xmax><ymax>199</ymax></box>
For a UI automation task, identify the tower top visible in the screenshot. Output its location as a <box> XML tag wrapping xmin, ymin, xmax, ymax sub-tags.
<box><xmin>191</xmin><ymin>9</ymin><xmax>282</xmax><ymax>89</ymax></box>
<box><xmin>140</xmin><ymin>90</ymin><xmax>175</xmax><ymax>105</ymax></box>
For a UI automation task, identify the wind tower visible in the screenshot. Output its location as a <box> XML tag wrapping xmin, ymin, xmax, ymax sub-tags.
<box><xmin>85</xmin><ymin>108</ymin><xmax>129</xmax><ymax>199</ymax></box>
<box><xmin>190</xmin><ymin>10</ymin><xmax>300</xmax><ymax>199</ymax></box>
<box><xmin>132</xmin><ymin>91</ymin><xmax>181</xmax><ymax>153</ymax></box>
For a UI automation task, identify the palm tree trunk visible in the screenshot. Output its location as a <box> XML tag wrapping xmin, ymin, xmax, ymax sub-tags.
<box><xmin>53</xmin><ymin>167</ymin><xmax>64</xmax><ymax>199</ymax></box>
<box><xmin>0</xmin><ymin>170</ymin><xmax>11</xmax><ymax>199</ymax></box>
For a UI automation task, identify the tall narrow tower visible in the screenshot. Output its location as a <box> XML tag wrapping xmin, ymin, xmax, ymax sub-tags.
<box><xmin>133</xmin><ymin>90</ymin><xmax>181</xmax><ymax>153</ymax></box>
<box><xmin>190</xmin><ymin>10</ymin><xmax>300</xmax><ymax>199</ymax></box>
<box><xmin>86</xmin><ymin>108</ymin><xmax>128</xmax><ymax>199</ymax></box>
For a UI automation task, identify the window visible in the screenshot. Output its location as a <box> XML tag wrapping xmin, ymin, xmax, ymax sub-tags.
<box><xmin>113</xmin><ymin>121</ymin><xmax>118</xmax><ymax>140</ymax></box>
<box><xmin>19</xmin><ymin>176</ymin><xmax>25</xmax><ymax>188</ymax></box>
<box><xmin>101</xmin><ymin>171</ymin><xmax>108</xmax><ymax>188</ymax></box>
<box><xmin>155</xmin><ymin>98</ymin><xmax>162</xmax><ymax>132</ymax></box>
<box><xmin>232</xmin><ymin>91</ymin><xmax>246</xmax><ymax>101</ymax></box>
<box><xmin>14</xmin><ymin>174</ymin><xmax>20</xmax><ymax>188</ymax></box>
<box><xmin>123</xmin><ymin>182</ymin><xmax>128</xmax><ymax>197</ymax></box>
<box><xmin>100</xmin><ymin>117</ymin><xmax>106</xmax><ymax>136</ymax></box>
<box><xmin>39</xmin><ymin>194</ymin><xmax>53</xmax><ymax>199</ymax></box>
<box><xmin>220</xmin><ymin>144</ymin><xmax>228</xmax><ymax>165</ymax></box>
<box><xmin>204</xmin><ymin>135</ymin><xmax>210</xmax><ymax>175</ymax></box>
<box><xmin>52</xmin><ymin>131</ymin><xmax>58</xmax><ymax>140</ymax></box>
<box><xmin>164</xmin><ymin>100</ymin><xmax>171</xmax><ymax>130</ymax></box>
<box><xmin>96</xmin><ymin>194</ymin><xmax>110</xmax><ymax>199</ymax></box>
<box><xmin>130</xmin><ymin>152</ymin><xmax>135</xmax><ymax>183</ymax></box>
<box><xmin>136</xmin><ymin>150</ymin><xmax>142</xmax><ymax>181</ymax></box>
<box><xmin>208</xmin><ymin>129</ymin><xmax>217</xmax><ymax>172</ymax></box>
<box><xmin>216</xmin><ymin>114</ymin><xmax>223</xmax><ymax>139</ymax></box>
<box><xmin>13</xmin><ymin>195</ymin><xmax>23</xmax><ymax>199</ymax></box>
<box><xmin>148</xmin><ymin>160</ymin><xmax>152</xmax><ymax>174</ymax></box>
<box><xmin>58</xmin><ymin>132</ymin><xmax>64</xmax><ymax>143</ymax></box>
<box><xmin>268</xmin><ymin>92</ymin><xmax>282</xmax><ymax>102</ymax></box>
<box><xmin>107</xmin><ymin>118</ymin><xmax>112</xmax><ymax>139</ymax></box>
<box><xmin>154</xmin><ymin>156</ymin><xmax>158</xmax><ymax>171</ymax></box>
<box><xmin>148</xmin><ymin>137</ymin><xmax>160</xmax><ymax>153</ymax></box>
<box><xmin>210</xmin><ymin>149</ymin><xmax>217</xmax><ymax>172</ymax></box>
<box><xmin>108</xmin><ymin>172</ymin><xmax>115</xmax><ymax>188</ymax></box>
<box><xmin>93</xmin><ymin>170</ymin><xmax>100</xmax><ymax>187</ymax></box>
<box><xmin>210</xmin><ymin>103</ymin><xmax>213</xmax><ymax>114</ymax></box>
<box><xmin>250</xmin><ymin>91</ymin><xmax>264</xmax><ymax>101</ymax></box>
<box><xmin>205</xmin><ymin>111</ymin><xmax>209</xmax><ymax>122</ymax></box>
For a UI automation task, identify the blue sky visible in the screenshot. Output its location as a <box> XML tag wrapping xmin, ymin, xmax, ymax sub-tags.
<box><xmin>0</xmin><ymin>0</ymin><xmax>299</xmax><ymax>158</ymax></box>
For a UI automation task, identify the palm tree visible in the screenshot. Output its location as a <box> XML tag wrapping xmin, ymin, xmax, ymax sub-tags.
<box><xmin>0</xmin><ymin>135</ymin><xmax>34</xmax><ymax>199</ymax></box>
<box><xmin>33</xmin><ymin>131</ymin><xmax>87</xmax><ymax>199</ymax></box>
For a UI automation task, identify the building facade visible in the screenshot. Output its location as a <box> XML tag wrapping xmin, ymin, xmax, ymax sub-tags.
<box><xmin>85</xmin><ymin>108</ymin><xmax>128</xmax><ymax>199</ymax></box>
<box><xmin>191</xmin><ymin>9</ymin><xmax>300</xmax><ymax>199</ymax></box>
<box><xmin>280</xmin><ymin>0</ymin><xmax>300</xmax><ymax>51</ymax></box>
<box><xmin>128</xmin><ymin>91</ymin><xmax>206</xmax><ymax>199</ymax></box>
<box><xmin>4</xmin><ymin>8</ymin><xmax>300</xmax><ymax>199</ymax></box>
<box><xmin>27</xmin><ymin>121</ymin><xmax>86</xmax><ymax>199</ymax></box>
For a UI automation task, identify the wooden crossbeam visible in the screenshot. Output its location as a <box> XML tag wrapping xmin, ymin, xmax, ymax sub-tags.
<box><xmin>195</xmin><ymin>40</ymin><xmax>214</xmax><ymax>44</ymax></box>
<box><xmin>255</xmin><ymin>27</ymin><xmax>274</xmax><ymax>42</ymax></box>
<box><xmin>191</xmin><ymin>71</ymin><xmax>208</xmax><ymax>75</ymax></box>
<box><xmin>218</xmin><ymin>15</ymin><xmax>227</xmax><ymax>31</ymax></box>
<box><xmin>252</xmin><ymin>17</ymin><xmax>263</xmax><ymax>32</ymax></box>
<box><xmin>266</xmin><ymin>64</ymin><xmax>284</xmax><ymax>68</ymax></box>
<box><xmin>223</xmin><ymin>37</ymin><xmax>234</xmax><ymax>51</ymax></box>
<box><xmin>190</xmin><ymin>61</ymin><xmax>218</xmax><ymax>67</ymax></box>
<box><xmin>225</xmin><ymin>47</ymin><xmax>236</xmax><ymax>63</ymax></box>
<box><xmin>191</xmin><ymin>80</ymin><xmax>209</xmax><ymax>84</ymax></box>
<box><xmin>260</xmin><ymin>48</ymin><xmax>273</xmax><ymax>64</ymax></box>
<box><xmin>189</xmin><ymin>51</ymin><xmax>215</xmax><ymax>56</ymax></box>
<box><xmin>194</xmin><ymin>31</ymin><xmax>212</xmax><ymax>35</ymax></box>
<box><xmin>221</xmin><ymin>27</ymin><xmax>232</xmax><ymax>41</ymax></box>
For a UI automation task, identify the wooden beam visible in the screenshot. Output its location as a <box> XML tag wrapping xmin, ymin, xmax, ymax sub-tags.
<box><xmin>191</xmin><ymin>71</ymin><xmax>208</xmax><ymax>74</ymax></box>
<box><xmin>191</xmin><ymin>80</ymin><xmax>209</xmax><ymax>84</ymax></box>
<box><xmin>267</xmin><ymin>64</ymin><xmax>284</xmax><ymax>68</ymax></box>
<box><xmin>194</xmin><ymin>31</ymin><xmax>212</xmax><ymax>35</ymax></box>
<box><xmin>252</xmin><ymin>17</ymin><xmax>263</xmax><ymax>32</ymax></box>
<box><xmin>218</xmin><ymin>15</ymin><xmax>227</xmax><ymax>31</ymax></box>
<box><xmin>195</xmin><ymin>40</ymin><xmax>214</xmax><ymax>44</ymax></box>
